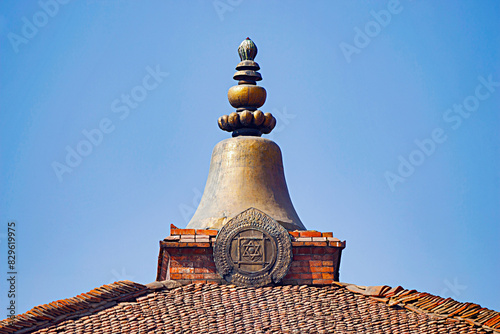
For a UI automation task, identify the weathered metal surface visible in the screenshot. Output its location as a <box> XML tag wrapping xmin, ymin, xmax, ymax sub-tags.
<box><xmin>238</xmin><ymin>37</ymin><xmax>257</xmax><ymax>61</ymax></box>
<box><xmin>186</xmin><ymin>136</ymin><xmax>306</xmax><ymax>231</ymax></box>
<box><xmin>214</xmin><ymin>208</ymin><xmax>292</xmax><ymax>287</ymax></box>
<box><xmin>227</xmin><ymin>84</ymin><xmax>266</xmax><ymax>109</ymax></box>
<box><xmin>218</xmin><ymin>37</ymin><xmax>277</xmax><ymax>136</ymax></box>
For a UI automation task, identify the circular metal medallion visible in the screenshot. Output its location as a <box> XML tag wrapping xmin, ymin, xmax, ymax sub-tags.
<box><xmin>214</xmin><ymin>208</ymin><xmax>292</xmax><ymax>287</ymax></box>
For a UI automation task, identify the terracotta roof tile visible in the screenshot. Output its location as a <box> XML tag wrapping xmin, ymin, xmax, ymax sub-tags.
<box><xmin>1</xmin><ymin>281</ymin><xmax>498</xmax><ymax>333</ymax></box>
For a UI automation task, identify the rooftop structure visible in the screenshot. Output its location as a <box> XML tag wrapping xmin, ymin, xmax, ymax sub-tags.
<box><xmin>1</xmin><ymin>38</ymin><xmax>498</xmax><ymax>334</ymax></box>
<box><xmin>187</xmin><ymin>37</ymin><xmax>304</xmax><ymax>232</ymax></box>
<box><xmin>1</xmin><ymin>281</ymin><xmax>499</xmax><ymax>333</ymax></box>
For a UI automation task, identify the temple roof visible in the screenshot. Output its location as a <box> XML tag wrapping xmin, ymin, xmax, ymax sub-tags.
<box><xmin>1</xmin><ymin>281</ymin><xmax>499</xmax><ymax>333</ymax></box>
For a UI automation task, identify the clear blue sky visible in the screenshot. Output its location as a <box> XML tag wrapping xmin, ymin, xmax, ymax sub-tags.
<box><xmin>1</xmin><ymin>0</ymin><xmax>499</xmax><ymax>315</ymax></box>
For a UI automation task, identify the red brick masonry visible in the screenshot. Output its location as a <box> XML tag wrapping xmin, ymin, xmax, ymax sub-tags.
<box><xmin>156</xmin><ymin>225</ymin><xmax>346</xmax><ymax>285</ymax></box>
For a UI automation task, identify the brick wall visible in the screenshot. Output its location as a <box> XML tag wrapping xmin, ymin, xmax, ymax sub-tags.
<box><xmin>282</xmin><ymin>245</ymin><xmax>341</xmax><ymax>285</ymax></box>
<box><xmin>157</xmin><ymin>225</ymin><xmax>345</xmax><ymax>285</ymax></box>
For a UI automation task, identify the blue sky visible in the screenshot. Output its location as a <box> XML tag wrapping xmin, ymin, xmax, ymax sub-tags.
<box><xmin>1</xmin><ymin>0</ymin><xmax>499</xmax><ymax>315</ymax></box>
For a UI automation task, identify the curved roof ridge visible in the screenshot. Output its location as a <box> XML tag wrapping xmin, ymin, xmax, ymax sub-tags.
<box><xmin>0</xmin><ymin>280</ymin><xmax>149</xmax><ymax>334</ymax></box>
<box><xmin>1</xmin><ymin>281</ymin><xmax>499</xmax><ymax>333</ymax></box>
<box><xmin>336</xmin><ymin>282</ymin><xmax>500</xmax><ymax>332</ymax></box>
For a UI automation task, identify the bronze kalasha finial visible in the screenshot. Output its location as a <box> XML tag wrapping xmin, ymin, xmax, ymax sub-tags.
<box><xmin>187</xmin><ymin>38</ymin><xmax>305</xmax><ymax>232</ymax></box>
<box><xmin>218</xmin><ymin>38</ymin><xmax>277</xmax><ymax>137</ymax></box>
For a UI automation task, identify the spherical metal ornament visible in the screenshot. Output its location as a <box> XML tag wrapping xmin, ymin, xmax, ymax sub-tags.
<box><xmin>227</xmin><ymin>85</ymin><xmax>267</xmax><ymax>109</ymax></box>
<box><xmin>252</xmin><ymin>110</ymin><xmax>264</xmax><ymax>126</ymax></box>
<box><xmin>239</xmin><ymin>110</ymin><xmax>252</xmax><ymax>126</ymax></box>
<box><xmin>228</xmin><ymin>112</ymin><xmax>240</xmax><ymax>128</ymax></box>
<box><xmin>214</xmin><ymin>208</ymin><xmax>293</xmax><ymax>287</ymax></box>
<box><xmin>218</xmin><ymin>114</ymin><xmax>230</xmax><ymax>131</ymax></box>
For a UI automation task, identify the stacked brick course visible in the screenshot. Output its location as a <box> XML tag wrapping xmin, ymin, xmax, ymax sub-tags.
<box><xmin>156</xmin><ymin>224</ymin><xmax>345</xmax><ymax>285</ymax></box>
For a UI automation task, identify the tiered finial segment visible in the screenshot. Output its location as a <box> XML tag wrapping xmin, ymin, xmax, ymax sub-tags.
<box><xmin>218</xmin><ymin>38</ymin><xmax>277</xmax><ymax>137</ymax></box>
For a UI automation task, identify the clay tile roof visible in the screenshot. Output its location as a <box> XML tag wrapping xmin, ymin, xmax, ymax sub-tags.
<box><xmin>1</xmin><ymin>281</ymin><xmax>499</xmax><ymax>333</ymax></box>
